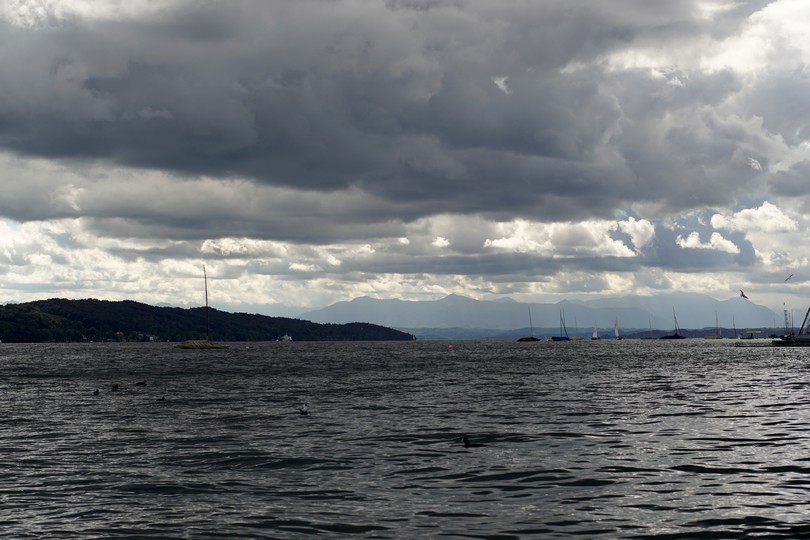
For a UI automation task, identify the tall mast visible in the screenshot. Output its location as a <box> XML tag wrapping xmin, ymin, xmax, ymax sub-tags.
<box><xmin>203</xmin><ymin>264</ymin><xmax>209</xmax><ymax>341</ymax></box>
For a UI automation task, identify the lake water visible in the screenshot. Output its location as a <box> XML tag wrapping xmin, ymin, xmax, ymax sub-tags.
<box><xmin>3</xmin><ymin>339</ymin><xmax>810</xmax><ymax>538</ymax></box>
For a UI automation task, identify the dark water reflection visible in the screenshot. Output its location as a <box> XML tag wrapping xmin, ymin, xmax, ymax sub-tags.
<box><xmin>3</xmin><ymin>340</ymin><xmax>810</xmax><ymax>538</ymax></box>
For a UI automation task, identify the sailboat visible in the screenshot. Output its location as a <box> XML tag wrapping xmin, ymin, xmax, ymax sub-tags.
<box><xmin>772</xmin><ymin>307</ymin><xmax>810</xmax><ymax>346</ymax></box>
<box><xmin>704</xmin><ymin>311</ymin><xmax>722</xmax><ymax>339</ymax></box>
<box><xmin>660</xmin><ymin>308</ymin><xmax>685</xmax><ymax>339</ymax></box>
<box><xmin>591</xmin><ymin>326</ymin><xmax>600</xmax><ymax>340</ymax></box>
<box><xmin>614</xmin><ymin>317</ymin><xmax>623</xmax><ymax>340</ymax></box>
<box><xmin>550</xmin><ymin>310</ymin><xmax>572</xmax><ymax>341</ymax></box>
<box><xmin>517</xmin><ymin>307</ymin><xmax>541</xmax><ymax>342</ymax></box>
<box><xmin>175</xmin><ymin>264</ymin><xmax>229</xmax><ymax>349</ymax></box>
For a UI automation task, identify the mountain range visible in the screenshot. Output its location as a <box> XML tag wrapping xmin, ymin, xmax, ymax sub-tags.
<box><xmin>298</xmin><ymin>292</ymin><xmax>797</xmax><ymax>335</ymax></box>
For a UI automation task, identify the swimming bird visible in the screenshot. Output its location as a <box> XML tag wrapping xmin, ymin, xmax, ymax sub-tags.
<box><xmin>740</xmin><ymin>290</ymin><xmax>748</xmax><ymax>299</ymax></box>
<box><xmin>135</xmin><ymin>380</ymin><xmax>147</xmax><ymax>386</ymax></box>
<box><xmin>462</xmin><ymin>436</ymin><xmax>484</xmax><ymax>448</ymax></box>
<box><xmin>155</xmin><ymin>396</ymin><xmax>165</xmax><ymax>401</ymax></box>
<box><xmin>785</xmin><ymin>274</ymin><xmax>794</xmax><ymax>282</ymax></box>
<box><xmin>299</xmin><ymin>403</ymin><xmax>309</xmax><ymax>415</ymax></box>
<box><xmin>111</xmin><ymin>384</ymin><xmax>119</xmax><ymax>391</ymax></box>
<box><xmin>93</xmin><ymin>388</ymin><xmax>99</xmax><ymax>396</ymax></box>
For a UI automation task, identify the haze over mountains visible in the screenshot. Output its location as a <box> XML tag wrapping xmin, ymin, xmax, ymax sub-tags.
<box><xmin>298</xmin><ymin>293</ymin><xmax>791</xmax><ymax>333</ymax></box>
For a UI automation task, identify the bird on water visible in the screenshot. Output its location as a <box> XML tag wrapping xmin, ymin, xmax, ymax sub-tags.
<box><xmin>462</xmin><ymin>436</ymin><xmax>485</xmax><ymax>448</ymax></box>
<box><xmin>299</xmin><ymin>404</ymin><xmax>309</xmax><ymax>415</ymax></box>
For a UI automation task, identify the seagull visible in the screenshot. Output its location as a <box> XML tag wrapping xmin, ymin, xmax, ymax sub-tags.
<box><xmin>740</xmin><ymin>290</ymin><xmax>749</xmax><ymax>299</ymax></box>
<box><xmin>785</xmin><ymin>274</ymin><xmax>794</xmax><ymax>282</ymax></box>
<box><xmin>299</xmin><ymin>403</ymin><xmax>309</xmax><ymax>416</ymax></box>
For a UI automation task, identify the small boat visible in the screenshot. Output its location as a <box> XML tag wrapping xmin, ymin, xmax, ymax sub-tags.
<box><xmin>550</xmin><ymin>310</ymin><xmax>572</xmax><ymax>341</ymax></box>
<box><xmin>614</xmin><ymin>317</ymin><xmax>623</xmax><ymax>340</ymax></box>
<box><xmin>175</xmin><ymin>265</ymin><xmax>229</xmax><ymax>349</ymax></box>
<box><xmin>660</xmin><ymin>308</ymin><xmax>685</xmax><ymax>339</ymax></box>
<box><xmin>517</xmin><ymin>307</ymin><xmax>541</xmax><ymax>342</ymax></box>
<box><xmin>591</xmin><ymin>326</ymin><xmax>600</xmax><ymax>340</ymax></box>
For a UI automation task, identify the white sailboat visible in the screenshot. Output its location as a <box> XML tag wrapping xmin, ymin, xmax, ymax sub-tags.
<box><xmin>591</xmin><ymin>326</ymin><xmax>600</xmax><ymax>340</ymax></box>
<box><xmin>614</xmin><ymin>317</ymin><xmax>622</xmax><ymax>340</ymax></box>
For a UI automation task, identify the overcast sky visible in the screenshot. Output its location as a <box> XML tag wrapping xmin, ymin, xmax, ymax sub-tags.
<box><xmin>1</xmin><ymin>0</ymin><xmax>809</xmax><ymax>314</ymax></box>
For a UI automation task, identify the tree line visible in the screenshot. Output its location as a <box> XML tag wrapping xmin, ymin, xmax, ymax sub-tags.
<box><xmin>0</xmin><ymin>299</ymin><xmax>415</xmax><ymax>343</ymax></box>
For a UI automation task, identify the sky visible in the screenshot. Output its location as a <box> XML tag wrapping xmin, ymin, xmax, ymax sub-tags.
<box><xmin>1</xmin><ymin>0</ymin><xmax>809</xmax><ymax>315</ymax></box>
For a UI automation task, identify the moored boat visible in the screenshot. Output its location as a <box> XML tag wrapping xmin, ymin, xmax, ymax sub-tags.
<box><xmin>772</xmin><ymin>307</ymin><xmax>810</xmax><ymax>346</ymax></box>
<box><xmin>175</xmin><ymin>265</ymin><xmax>229</xmax><ymax>350</ymax></box>
<box><xmin>660</xmin><ymin>308</ymin><xmax>685</xmax><ymax>339</ymax></box>
<box><xmin>517</xmin><ymin>307</ymin><xmax>542</xmax><ymax>342</ymax></box>
<box><xmin>550</xmin><ymin>310</ymin><xmax>571</xmax><ymax>341</ymax></box>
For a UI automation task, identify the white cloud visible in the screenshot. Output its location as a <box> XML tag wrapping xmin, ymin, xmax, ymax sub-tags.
<box><xmin>617</xmin><ymin>217</ymin><xmax>655</xmax><ymax>250</ymax></box>
<box><xmin>289</xmin><ymin>262</ymin><xmax>320</xmax><ymax>273</ymax></box>
<box><xmin>201</xmin><ymin>238</ymin><xmax>288</xmax><ymax>258</ymax></box>
<box><xmin>484</xmin><ymin>219</ymin><xmax>635</xmax><ymax>258</ymax></box>
<box><xmin>711</xmin><ymin>201</ymin><xmax>798</xmax><ymax>233</ymax></box>
<box><xmin>432</xmin><ymin>236</ymin><xmax>451</xmax><ymax>248</ymax></box>
<box><xmin>492</xmin><ymin>76</ymin><xmax>511</xmax><ymax>94</ymax></box>
<box><xmin>676</xmin><ymin>231</ymin><xmax>740</xmax><ymax>253</ymax></box>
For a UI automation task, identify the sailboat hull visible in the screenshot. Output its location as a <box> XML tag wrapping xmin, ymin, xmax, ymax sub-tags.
<box><xmin>175</xmin><ymin>340</ymin><xmax>229</xmax><ymax>349</ymax></box>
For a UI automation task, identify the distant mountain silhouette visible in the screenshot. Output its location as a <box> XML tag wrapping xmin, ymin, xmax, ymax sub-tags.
<box><xmin>299</xmin><ymin>292</ymin><xmax>782</xmax><ymax>332</ymax></box>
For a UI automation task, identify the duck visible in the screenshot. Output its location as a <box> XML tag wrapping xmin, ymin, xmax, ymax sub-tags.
<box><xmin>462</xmin><ymin>436</ymin><xmax>485</xmax><ymax>448</ymax></box>
<box><xmin>135</xmin><ymin>380</ymin><xmax>147</xmax><ymax>386</ymax></box>
<box><xmin>111</xmin><ymin>384</ymin><xmax>119</xmax><ymax>392</ymax></box>
<box><xmin>93</xmin><ymin>388</ymin><xmax>99</xmax><ymax>396</ymax></box>
<box><xmin>299</xmin><ymin>404</ymin><xmax>309</xmax><ymax>415</ymax></box>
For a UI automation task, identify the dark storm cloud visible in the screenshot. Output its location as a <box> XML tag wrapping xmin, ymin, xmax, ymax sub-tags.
<box><xmin>0</xmin><ymin>0</ymin><xmax>787</xmax><ymax>231</ymax></box>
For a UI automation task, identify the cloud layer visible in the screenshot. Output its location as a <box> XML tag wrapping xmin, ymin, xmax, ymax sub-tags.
<box><xmin>1</xmin><ymin>0</ymin><xmax>809</xmax><ymax>312</ymax></box>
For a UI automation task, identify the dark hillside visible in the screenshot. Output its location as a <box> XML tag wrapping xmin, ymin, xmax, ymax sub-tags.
<box><xmin>0</xmin><ymin>299</ymin><xmax>414</xmax><ymax>343</ymax></box>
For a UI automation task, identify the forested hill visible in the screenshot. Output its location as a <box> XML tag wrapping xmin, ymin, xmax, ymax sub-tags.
<box><xmin>0</xmin><ymin>299</ymin><xmax>415</xmax><ymax>343</ymax></box>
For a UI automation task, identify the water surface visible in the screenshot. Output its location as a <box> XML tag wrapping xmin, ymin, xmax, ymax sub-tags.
<box><xmin>3</xmin><ymin>340</ymin><xmax>810</xmax><ymax>538</ymax></box>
